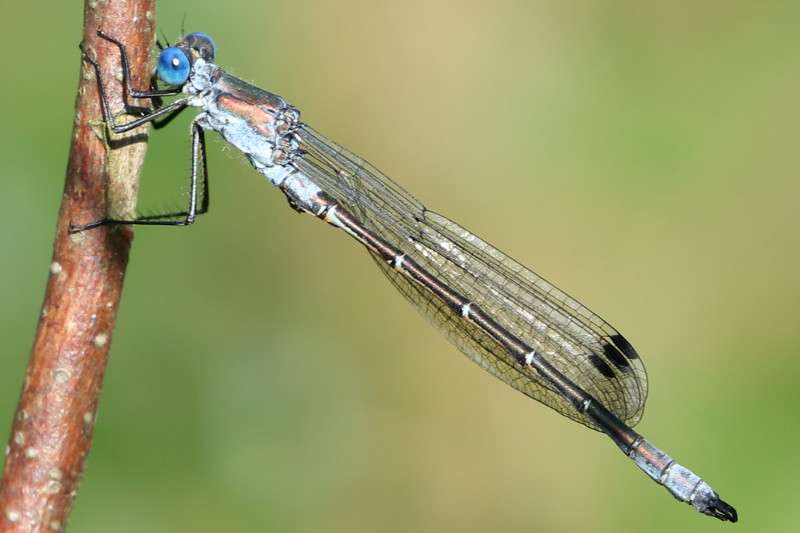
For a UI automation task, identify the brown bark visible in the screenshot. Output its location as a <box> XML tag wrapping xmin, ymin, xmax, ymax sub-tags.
<box><xmin>0</xmin><ymin>1</ymin><xmax>157</xmax><ymax>531</ymax></box>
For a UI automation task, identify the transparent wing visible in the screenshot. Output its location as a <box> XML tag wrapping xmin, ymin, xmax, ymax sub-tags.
<box><xmin>292</xmin><ymin>125</ymin><xmax>648</xmax><ymax>429</ymax></box>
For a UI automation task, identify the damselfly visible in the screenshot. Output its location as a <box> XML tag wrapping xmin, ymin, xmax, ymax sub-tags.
<box><xmin>76</xmin><ymin>30</ymin><xmax>737</xmax><ymax>522</ymax></box>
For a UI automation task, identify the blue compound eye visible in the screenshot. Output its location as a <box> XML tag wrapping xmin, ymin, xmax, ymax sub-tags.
<box><xmin>157</xmin><ymin>47</ymin><xmax>191</xmax><ymax>86</ymax></box>
<box><xmin>185</xmin><ymin>32</ymin><xmax>216</xmax><ymax>62</ymax></box>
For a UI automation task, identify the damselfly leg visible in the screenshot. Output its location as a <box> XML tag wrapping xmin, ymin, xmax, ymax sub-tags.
<box><xmin>71</xmin><ymin>30</ymin><xmax>209</xmax><ymax>231</ymax></box>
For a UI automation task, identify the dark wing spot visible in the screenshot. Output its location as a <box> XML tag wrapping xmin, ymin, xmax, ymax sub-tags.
<box><xmin>610</xmin><ymin>333</ymin><xmax>640</xmax><ymax>360</ymax></box>
<box><xmin>602</xmin><ymin>342</ymin><xmax>631</xmax><ymax>373</ymax></box>
<box><xmin>588</xmin><ymin>353</ymin><xmax>615</xmax><ymax>378</ymax></box>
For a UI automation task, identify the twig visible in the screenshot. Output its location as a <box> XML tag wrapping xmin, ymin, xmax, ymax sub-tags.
<box><xmin>0</xmin><ymin>0</ymin><xmax>156</xmax><ymax>531</ymax></box>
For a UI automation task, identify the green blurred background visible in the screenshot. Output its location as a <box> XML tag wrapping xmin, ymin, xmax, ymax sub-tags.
<box><xmin>1</xmin><ymin>1</ymin><xmax>798</xmax><ymax>531</ymax></box>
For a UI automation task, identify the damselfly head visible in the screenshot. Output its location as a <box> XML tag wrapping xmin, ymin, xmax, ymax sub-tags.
<box><xmin>156</xmin><ymin>46</ymin><xmax>191</xmax><ymax>87</ymax></box>
<box><xmin>183</xmin><ymin>33</ymin><xmax>217</xmax><ymax>62</ymax></box>
<box><xmin>155</xmin><ymin>33</ymin><xmax>216</xmax><ymax>87</ymax></box>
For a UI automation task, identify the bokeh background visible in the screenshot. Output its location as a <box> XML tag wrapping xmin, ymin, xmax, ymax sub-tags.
<box><xmin>1</xmin><ymin>1</ymin><xmax>798</xmax><ymax>532</ymax></box>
